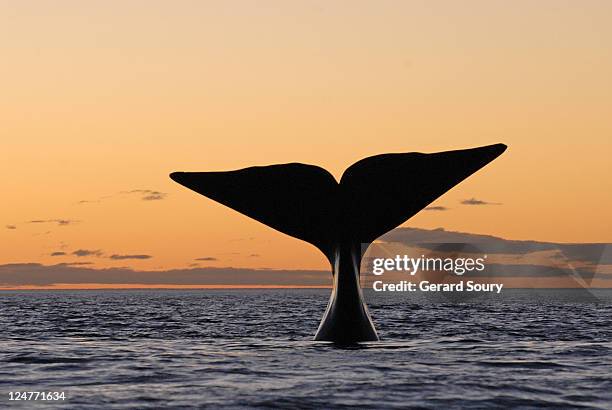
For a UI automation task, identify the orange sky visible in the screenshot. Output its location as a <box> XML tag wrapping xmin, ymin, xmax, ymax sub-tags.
<box><xmin>1</xmin><ymin>1</ymin><xmax>611</xmax><ymax>274</ymax></box>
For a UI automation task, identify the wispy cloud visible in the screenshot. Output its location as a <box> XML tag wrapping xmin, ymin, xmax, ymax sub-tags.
<box><xmin>109</xmin><ymin>254</ymin><xmax>152</xmax><ymax>260</ymax></box>
<box><xmin>72</xmin><ymin>249</ymin><xmax>103</xmax><ymax>257</ymax></box>
<box><xmin>248</xmin><ymin>254</ymin><xmax>260</xmax><ymax>258</ymax></box>
<box><xmin>461</xmin><ymin>198</ymin><xmax>502</xmax><ymax>206</ymax></box>
<box><xmin>55</xmin><ymin>262</ymin><xmax>94</xmax><ymax>267</ymax></box>
<box><xmin>79</xmin><ymin>189</ymin><xmax>168</xmax><ymax>204</ymax></box>
<box><xmin>424</xmin><ymin>206</ymin><xmax>449</xmax><ymax>211</ymax></box>
<box><xmin>229</xmin><ymin>237</ymin><xmax>255</xmax><ymax>242</ymax></box>
<box><xmin>195</xmin><ymin>256</ymin><xmax>218</xmax><ymax>261</ymax></box>
<box><xmin>120</xmin><ymin>190</ymin><xmax>167</xmax><ymax>201</ymax></box>
<box><xmin>5</xmin><ymin>225</ymin><xmax>17</xmax><ymax>230</ymax></box>
<box><xmin>64</xmin><ymin>248</ymin><xmax>152</xmax><ymax>260</ymax></box>
<box><xmin>28</xmin><ymin>219</ymin><xmax>79</xmax><ymax>226</ymax></box>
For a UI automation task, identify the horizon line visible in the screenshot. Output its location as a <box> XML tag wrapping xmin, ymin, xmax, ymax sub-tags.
<box><xmin>0</xmin><ymin>283</ymin><xmax>332</xmax><ymax>291</ymax></box>
<box><xmin>1</xmin><ymin>283</ymin><xmax>610</xmax><ymax>290</ymax></box>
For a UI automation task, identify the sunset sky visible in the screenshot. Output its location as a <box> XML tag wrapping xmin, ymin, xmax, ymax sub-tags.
<box><xmin>1</xmin><ymin>1</ymin><xmax>611</xmax><ymax>284</ymax></box>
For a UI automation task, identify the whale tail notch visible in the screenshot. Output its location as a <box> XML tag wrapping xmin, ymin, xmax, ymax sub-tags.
<box><xmin>170</xmin><ymin>143</ymin><xmax>506</xmax><ymax>259</ymax></box>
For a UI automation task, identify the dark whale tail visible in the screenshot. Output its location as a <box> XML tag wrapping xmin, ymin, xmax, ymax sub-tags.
<box><xmin>170</xmin><ymin>143</ymin><xmax>507</xmax><ymax>342</ymax></box>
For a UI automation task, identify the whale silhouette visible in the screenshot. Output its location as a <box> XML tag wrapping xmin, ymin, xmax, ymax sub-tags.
<box><xmin>170</xmin><ymin>143</ymin><xmax>507</xmax><ymax>343</ymax></box>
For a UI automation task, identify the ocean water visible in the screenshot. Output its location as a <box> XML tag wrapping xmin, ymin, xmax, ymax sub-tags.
<box><xmin>1</xmin><ymin>289</ymin><xmax>611</xmax><ymax>409</ymax></box>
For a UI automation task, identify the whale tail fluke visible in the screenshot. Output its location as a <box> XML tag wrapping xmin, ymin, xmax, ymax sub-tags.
<box><xmin>170</xmin><ymin>163</ymin><xmax>339</xmax><ymax>261</ymax></box>
<box><xmin>339</xmin><ymin>143</ymin><xmax>507</xmax><ymax>243</ymax></box>
<box><xmin>170</xmin><ymin>143</ymin><xmax>506</xmax><ymax>257</ymax></box>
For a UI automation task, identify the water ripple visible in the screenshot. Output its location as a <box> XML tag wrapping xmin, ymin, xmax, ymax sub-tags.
<box><xmin>0</xmin><ymin>289</ymin><xmax>611</xmax><ymax>409</ymax></box>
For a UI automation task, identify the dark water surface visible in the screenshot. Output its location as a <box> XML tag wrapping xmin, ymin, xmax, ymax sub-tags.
<box><xmin>1</xmin><ymin>289</ymin><xmax>611</xmax><ymax>409</ymax></box>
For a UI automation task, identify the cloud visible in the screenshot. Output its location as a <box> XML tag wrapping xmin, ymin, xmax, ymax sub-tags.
<box><xmin>195</xmin><ymin>257</ymin><xmax>218</xmax><ymax>261</ymax></box>
<box><xmin>0</xmin><ymin>263</ymin><xmax>330</xmax><ymax>287</ymax></box>
<box><xmin>229</xmin><ymin>237</ymin><xmax>255</xmax><ymax>242</ymax></box>
<box><xmin>109</xmin><ymin>254</ymin><xmax>152</xmax><ymax>260</ymax></box>
<box><xmin>55</xmin><ymin>262</ymin><xmax>94</xmax><ymax>266</ymax></box>
<box><xmin>5</xmin><ymin>225</ymin><xmax>17</xmax><ymax>230</ymax></box>
<box><xmin>461</xmin><ymin>198</ymin><xmax>502</xmax><ymax>206</ymax></box>
<box><xmin>79</xmin><ymin>190</ymin><xmax>167</xmax><ymax>204</ymax></box>
<box><xmin>50</xmin><ymin>252</ymin><xmax>66</xmax><ymax>256</ymax></box>
<box><xmin>72</xmin><ymin>249</ymin><xmax>103</xmax><ymax>257</ymax></box>
<box><xmin>77</xmin><ymin>194</ymin><xmax>113</xmax><ymax>204</ymax></box>
<box><xmin>3</xmin><ymin>226</ymin><xmax>609</xmax><ymax>288</ymax></box>
<box><xmin>467</xmin><ymin>263</ymin><xmax>595</xmax><ymax>279</ymax></box>
<box><xmin>28</xmin><ymin>219</ymin><xmax>79</xmax><ymax>226</ymax></box>
<box><xmin>424</xmin><ymin>206</ymin><xmax>449</xmax><ymax>211</ymax></box>
<box><xmin>379</xmin><ymin>227</ymin><xmax>612</xmax><ymax>265</ymax></box>
<box><xmin>121</xmin><ymin>190</ymin><xmax>167</xmax><ymax>201</ymax></box>
<box><xmin>142</xmin><ymin>193</ymin><xmax>166</xmax><ymax>201</ymax></box>
<box><xmin>248</xmin><ymin>254</ymin><xmax>260</xmax><ymax>257</ymax></box>
<box><xmin>56</xmin><ymin>219</ymin><xmax>76</xmax><ymax>226</ymax></box>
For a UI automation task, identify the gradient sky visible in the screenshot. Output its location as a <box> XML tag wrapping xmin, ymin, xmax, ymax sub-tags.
<box><xmin>1</xmin><ymin>1</ymin><xmax>611</xmax><ymax>275</ymax></box>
